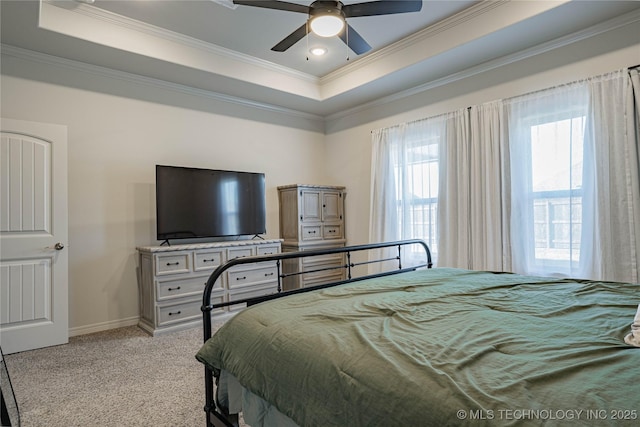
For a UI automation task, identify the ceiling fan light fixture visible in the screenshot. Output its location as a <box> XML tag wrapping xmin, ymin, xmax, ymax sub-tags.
<box><xmin>309</xmin><ymin>12</ymin><xmax>344</xmax><ymax>37</ymax></box>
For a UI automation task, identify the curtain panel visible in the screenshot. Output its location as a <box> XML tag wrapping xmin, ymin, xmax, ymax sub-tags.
<box><xmin>579</xmin><ymin>69</ymin><xmax>640</xmax><ymax>282</ymax></box>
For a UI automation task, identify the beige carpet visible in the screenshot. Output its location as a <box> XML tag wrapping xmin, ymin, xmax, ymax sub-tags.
<box><xmin>4</xmin><ymin>322</ymin><xmax>237</xmax><ymax>427</ymax></box>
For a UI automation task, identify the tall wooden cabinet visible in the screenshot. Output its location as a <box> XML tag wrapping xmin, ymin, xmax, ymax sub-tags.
<box><xmin>278</xmin><ymin>184</ymin><xmax>346</xmax><ymax>290</ymax></box>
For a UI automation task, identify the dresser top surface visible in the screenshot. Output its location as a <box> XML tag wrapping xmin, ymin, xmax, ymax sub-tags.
<box><xmin>137</xmin><ymin>238</ymin><xmax>282</xmax><ymax>253</ymax></box>
<box><xmin>277</xmin><ymin>184</ymin><xmax>345</xmax><ymax>191</ymax></box>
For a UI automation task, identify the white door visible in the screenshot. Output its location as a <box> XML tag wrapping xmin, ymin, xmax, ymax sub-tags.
<box><xmin>0</xmin><ymin>118</ymin><xmax>68</xmax><ymax>354</ymax></box>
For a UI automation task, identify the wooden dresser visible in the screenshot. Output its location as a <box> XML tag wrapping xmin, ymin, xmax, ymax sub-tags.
<box><xmin>136</xmin><ymin>239</ymin><xmax>281</xmax><ymax>336</ymax></box>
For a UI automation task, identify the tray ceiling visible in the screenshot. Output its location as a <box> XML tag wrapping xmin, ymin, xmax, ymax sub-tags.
<box><xmin>1</xmin><ymin>1</ymin><xmax>640</xmax><ymax>120</ymax></box>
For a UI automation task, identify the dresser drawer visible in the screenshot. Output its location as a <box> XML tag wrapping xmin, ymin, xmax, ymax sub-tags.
<box><xmin>155</xmin><ymin>253</ymin><xmax>190</xmax><ymax>276</ymax></box>
<box><xmin>301</xmin><ymin>251</ymin><xmax>344</xmax><ymax>267</ymax></box>
<box><xmin>157</xmin><ymin>293</ymin><xmax>225</xmax><ymax>326</ymax></box>
<box><xmin>301</xmin><ymin>225</ymin><xmax>322</xmax><ymax>241</ymax></box>
<box><xmin>228</xmin><ymin>283</ymin><xmax>277</xmax><ymax>311</ymax></box>
<box><xmin>323</xmin><ymin>224</ymin><xmax>343</xmax><ymax>239</ymax></box>
<box><xmin>257</xmin><ymin>244</ymin><xmax>280</xmax><ymax>256</ymax></box>
<box><xmin>228</xmin><ymin>265</ymin><xmax>278</xmax><ymax>289</ymax></box>
<box><xmin>228</xmin><ymin>247</ymin><xmax>254</xmax><ymax>260</ymax></box>
<box><xmin>157</xmin><ymin>299</ymin><xmax>201</xmax><ymax>326</ymax></box>
<box><xmin>157</xmin><ymin>275</ymin><xmax>218</xmax><ymax>301</ymax></box>
<box><xmin>301</xmin><ymin>263</ymin><xmax>345</xmax><ymax>286</ymax></box>
<box><xmin>194</xmin><ymin>250</ymin><xmax>224</xmax><ymax>271</ymax></box>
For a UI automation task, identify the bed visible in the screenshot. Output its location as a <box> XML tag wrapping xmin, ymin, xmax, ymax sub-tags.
<box><xmin>196</xmin><ymin>240</ymin><xmax>640</xmax><ymax>427</ymax></box>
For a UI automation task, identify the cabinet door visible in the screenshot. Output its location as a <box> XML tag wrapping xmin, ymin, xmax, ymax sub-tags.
<box><xmin>300</xmin><ymin>189</ymin><xmax>321</xmax><ymax>222</ymax></box>
<box><xmin>322</xmin><ymin>191</ymin><xmax>343</xmax><ymax>222</ymax></box>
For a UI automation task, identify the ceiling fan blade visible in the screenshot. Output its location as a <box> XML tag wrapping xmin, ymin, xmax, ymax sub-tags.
<box><xmin>339</xmin><ymin>24</ymin><xmax>372</xmax><ymax>55</ymax></box>
<box><xmin>343</xmin><ymin>0</ymin><xmax>422</xmax><ymax>18</ymax></box>
<box><xmin>271</xmin><ymin>22</ymin><xmax>309</xmax><ymax>52</ymax></box>
<box><xmin>233</xmin><ymin>0</ymin><xmax>308</xmax><ymax>14</ymax></box>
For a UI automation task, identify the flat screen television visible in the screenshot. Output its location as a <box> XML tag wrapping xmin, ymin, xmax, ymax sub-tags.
<box><xmin>156</xmin><ymin>165</ymin><xmax>266</xmax><ymax>242</ymax></box>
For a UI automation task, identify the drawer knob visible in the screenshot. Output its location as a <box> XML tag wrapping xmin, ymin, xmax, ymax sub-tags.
<box><xmin>265</xmin><ymin>272</ymin><xmax>274</xmax><ymax>277</ymax></box>
<box><xmin>168</xmin><ymin>311</ymin><xmax>182</xmax><ymax>316</ymax></box>
<box><xmin>236</xmin><ymin>276</ymin><xmax>247</xmax><ymax>281</ymax></box>
<box><xmin>203</xmin><ymin>258</ymin><xmax>216</xmax><ymax>263</ymax></box>
<box><xmin>166</xmin><ymin>262</ymin><xmax>180</xmax><ymax>266</ymax></box>
<box><xmin>167</xmin><ymin>286</ymin><xmax>181</xmax><ymax>291</ymax></box>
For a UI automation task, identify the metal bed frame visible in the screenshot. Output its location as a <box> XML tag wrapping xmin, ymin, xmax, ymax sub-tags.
<box><xmin>200</xmin><ymin>239</ymin><xmax>433</xmax><ymax>427</ymax></box>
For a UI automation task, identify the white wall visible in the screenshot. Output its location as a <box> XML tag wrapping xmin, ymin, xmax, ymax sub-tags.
<box><xmin>1</xmin><ymin>54</ymin><xmax>326</xmax><ymax>334</ymax></box>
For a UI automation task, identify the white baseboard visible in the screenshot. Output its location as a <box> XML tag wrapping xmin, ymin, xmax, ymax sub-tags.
<box><xmin>69</xmin><ymin>316</ymin><xmax>140</xmax><ymax>337</ymax></box>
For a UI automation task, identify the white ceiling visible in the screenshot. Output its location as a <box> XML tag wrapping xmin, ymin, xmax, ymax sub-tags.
<box><xmin>92</xmin><ymin>0</ymin><xmax>478</xmax><ymax>77</ymax></box>
<box><xmin>2</xmin><ymin>1</ymin><xmax>640</xmax><ymax>119</ymax></box>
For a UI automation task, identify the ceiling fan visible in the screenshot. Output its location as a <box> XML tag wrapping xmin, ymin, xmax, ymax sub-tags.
<box><xmin>233</xmin><ymin>1</ymin><xmax>423</xmax><ymax>55</ymax></box>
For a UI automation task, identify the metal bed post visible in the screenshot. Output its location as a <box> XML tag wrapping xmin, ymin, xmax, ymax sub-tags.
<box><xmin>276</xmin><ymin>260</ymin><xmax>282</xmax><ymax>293</ymax></box>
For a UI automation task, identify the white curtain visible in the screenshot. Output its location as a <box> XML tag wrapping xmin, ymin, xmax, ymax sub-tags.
<box><xmin>435</xmin><ymin>104</ymin><xmax>507</xmax><ymax>270</ymax></box>
<box><xmin>369</xmin><ymin>123</ymin><xmax>410</xmax><ymax>273</ymax></box>
<box><xmin>370</xmin><ymin>126</ymin><xmax>401</xmax><ymax>247</ymax></box>
<box><xmin>370</xmin><ymin>114</ymin><xmax>457</xmax><ymax>270</ymax></box>
<box><xmin>432</xmin><ymin>110</ymin><xmax>468</xmax><ymax>267</ymax></box>
<box><xmin>469</xmin><ymin>101</ymin><xmax>507</xmax><ymax>271</ymax></box>
<box><xmin>580</xmin><ymin>70</ymin><xmax>640</xmax><ymax>282</ymax></box>
<box><xmin>371</xmin><ymin>67</ymin><xmax>640</xmax><ymax>282</ymax></box>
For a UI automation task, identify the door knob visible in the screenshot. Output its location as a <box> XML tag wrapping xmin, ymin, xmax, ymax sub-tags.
<box><xmin>54</xmin><ymin>242</ymin><xmax>65</xmax><ymax>250</ymax></box>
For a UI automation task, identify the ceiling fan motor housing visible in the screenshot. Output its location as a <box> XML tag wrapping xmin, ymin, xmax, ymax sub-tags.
<box><xmin>309</xmin><ymin>1</ymin><xmax>345</xmax><ymax>21</ymax></box>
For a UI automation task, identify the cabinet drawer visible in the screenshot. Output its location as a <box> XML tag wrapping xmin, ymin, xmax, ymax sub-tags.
<box><xmin>228</xmin><ymin>265</ymin><xmax>278</xmax><ymax>289</ymax></box>
<box><xmin>155</xmin><ymin>253</ymin><xmax>190</xmax><ymax>275</ymax></box>
<box><xmin>323</xmin><ymin>224</ymin><xmax>343</xmax><ymax>239</ymax></box>
<box><xmin>157</xmin><ymin>275</ymin><xmax>218</xmax><ymax>301</ymax></box>
<box><xmin>228</xmin><ymin>247</ymin><xmax>254</xmax><ymax>260</ymax></box>
<box><xmin>301</xmin><ymin>225</ymin><xmax>322</xmax><ymax>241</ymax></box>
<box><xmin>194</xmin><ymin>250</ymin><xmax>224</xmax><ymax>271</ymax></box>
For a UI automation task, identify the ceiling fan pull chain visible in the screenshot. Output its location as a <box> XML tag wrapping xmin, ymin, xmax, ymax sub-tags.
<box><xmin>346</xmin><ymin>24</ymin><xmax>350</xmax><ymax>61</ymax></box>
<box><xmin>306</xmin><ymin>20</ymin><xmax>310</xmax><ymax>61</ymax></box>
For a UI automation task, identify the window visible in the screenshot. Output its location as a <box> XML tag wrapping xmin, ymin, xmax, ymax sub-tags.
<box><xmin>394</xmin><ymin>140</ymin><xmax>439</xmax><ymax>258</ymax></box>
<box><xmin>530</xmin><ymin>115</ymin><xmax>585</xmax><ymax>269</ymax></box>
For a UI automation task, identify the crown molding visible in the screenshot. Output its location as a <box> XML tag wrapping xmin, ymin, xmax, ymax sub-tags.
<box><xmin>43</xmin><ymin>0</ymin><xmax>319</xmax><ymax>85</ymax></box>
<box><xmin>325</xmin><ymin>7</ymin><xmax>640</xmax><ymax>123</ymax></box>
<box><xmin>0</xmin><ymin>43</ymin><xmax>324</xmax><ymax>123</ymax></box>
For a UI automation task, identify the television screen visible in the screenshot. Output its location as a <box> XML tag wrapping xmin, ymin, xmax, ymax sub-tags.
<box><xmin>156</xmin><ymin>165</ymin><xmax>266</xmax><ymax>241</ymax></box>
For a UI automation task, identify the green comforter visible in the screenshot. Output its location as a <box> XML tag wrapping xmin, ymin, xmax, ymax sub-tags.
<box><xmin>196</xmin><ymin>268</ymin><xmax>640</xmax><ymax>426</ymax></box>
